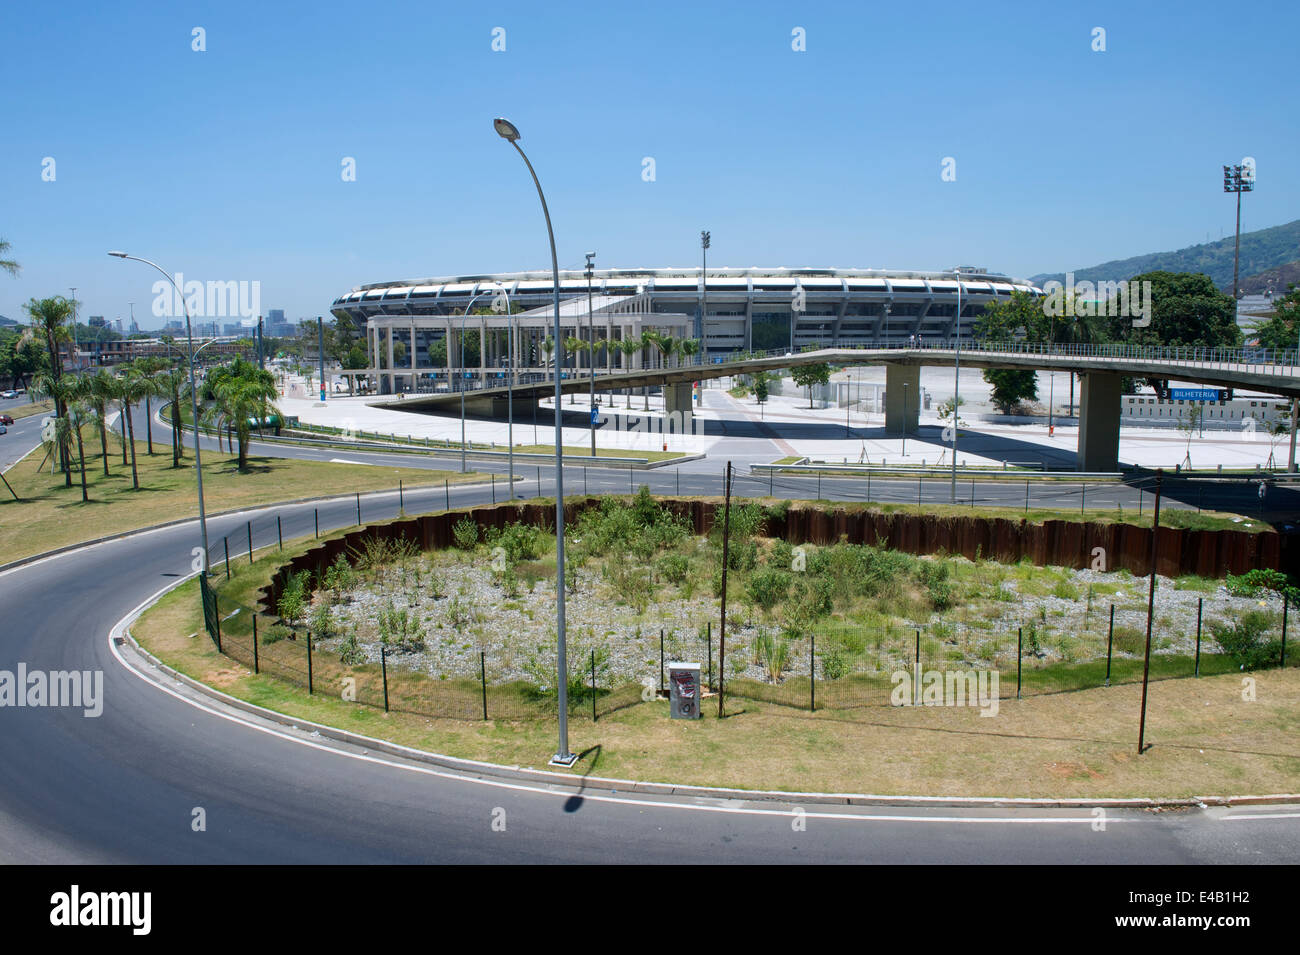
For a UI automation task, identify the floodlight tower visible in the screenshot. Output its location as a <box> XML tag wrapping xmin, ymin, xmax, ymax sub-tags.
<box><xmin>1223</xmin><ymin>163</ymin><xmax>1255</xmax><ymax>306</ymax></box>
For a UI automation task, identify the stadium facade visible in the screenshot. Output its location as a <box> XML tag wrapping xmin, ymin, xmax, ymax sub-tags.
<box><xmin>330</xmin><ymin>266</ymin><xmax>1040</xmax><ymax>394</ymax></box>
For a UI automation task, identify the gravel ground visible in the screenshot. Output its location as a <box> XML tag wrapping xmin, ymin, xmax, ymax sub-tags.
<box><xmin>314</xmin><ymin>552</ymin><xmax>1282</xmax><ymax>686</ymax></box>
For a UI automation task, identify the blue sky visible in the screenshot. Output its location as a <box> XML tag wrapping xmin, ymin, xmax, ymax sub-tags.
<box><xmin>3</xmin><ymin>0</ymin><xmax>1297</xmax><ymax>328</ymax></box>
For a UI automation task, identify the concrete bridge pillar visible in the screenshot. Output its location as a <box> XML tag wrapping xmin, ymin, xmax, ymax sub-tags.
<box><xmin>884</xmin><ymin>363</ymin><xmax>919</xmax><ymax>435</ymax></box>
<box><xmin>663</xmin><ymin>382</ymin><xmax>693</xmax><ymax>433</ymax></box>
<box><xmin>1078</xmin><ymin>372</ymin><xmax>1123</xmax><ymax>472</ymax></box>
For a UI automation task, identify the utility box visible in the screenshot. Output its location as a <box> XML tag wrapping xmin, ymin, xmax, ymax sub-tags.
<box><xmin>668</xmin><ymin>662</ymin><xmax>701</xmax><ymax>720</ymax></box>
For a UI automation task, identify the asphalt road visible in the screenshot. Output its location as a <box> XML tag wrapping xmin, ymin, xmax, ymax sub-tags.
<box><xmin>2</xmin><ymin>458</ymin><xmax>1298</xmax><ymax>863</ymax></box>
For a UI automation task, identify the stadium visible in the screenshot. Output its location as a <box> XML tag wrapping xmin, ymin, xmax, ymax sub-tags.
<box><xmin>330</xmin><ymin>266</ymin><xmax>1041</xmax><ymax>394</ymax></box>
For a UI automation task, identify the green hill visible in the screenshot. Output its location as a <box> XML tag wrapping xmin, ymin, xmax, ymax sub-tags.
<box><xmin>1032</xmin><ymin>218</ymin><xmax>1300</xmax><ymax>292</ymax></box>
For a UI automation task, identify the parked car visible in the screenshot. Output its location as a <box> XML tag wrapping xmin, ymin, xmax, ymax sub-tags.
<box><xmin>0</xmin><ymin>390</ymin><xmax>17</xmax><ymax>399</ymax></box>
<box><xmin>0</xmin><ymin>424</ymin><xmax>8</xmax><ymax>435</ymax></box>
<box><xmin>0</xmin><ymin>414</ymin><xmax>13</xmax><ymax>425</ymax></box>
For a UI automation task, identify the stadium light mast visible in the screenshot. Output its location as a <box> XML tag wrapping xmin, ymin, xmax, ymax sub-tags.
<box><xmin>108</xmin><ymin>251</ymin><xmax>210</xmax><ymax>572</ymax></box>
<box><xmin>494</xmin><ymin>117</ymin><xmax>576</xmax><ymax>767</ymax></box>
<box><xmin>699</xmin><ymin>231</ymin><xmax>709</xmax><ymax>348</ymax></box>
<box><xmin>1223</xmin><ymin>163</ymin><xmax>1255</xmax><ymax>307</ymax></box>
<box><xmin>585</xmin><ymin>252</ymin><xmax>597</xmax><ymax>457</ymax></box>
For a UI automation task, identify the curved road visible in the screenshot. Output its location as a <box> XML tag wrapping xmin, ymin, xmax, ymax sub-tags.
<box><xmin>0</xmin><ymin>402</ymin><xmax>1296</xmax><ymax>862</ymax></box>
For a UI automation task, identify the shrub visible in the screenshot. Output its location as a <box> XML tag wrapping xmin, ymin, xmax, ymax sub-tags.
<box><xmin>747</xmin><ymin>568</ymin><xmax>791</xmax><ymax>612</ymax></box>
<box><xmin>819</xmin><ymin>643</ymin><xmax>849</xmax><ymax>681</ymax></box>
<box><xmin>262</xmin><ymin>623</ymin><xmax>290</xmax><ymax>645</ymax></box>
<box><xmin>1211</xmin><ymin>611</ymin><xmax>1282</xmax><ymax>670</ymax></box>
<box><xmin>1225</xmin><ymin>568</ymin><xmax>1292</xmax><ymax>600</ymax></box>
<box><xmin>350</xmin><ymin>534</ymin><xmax>417</xmax><ymax>572</ymax></box>
<box><xmin>484</xmin><ymin>522</ymin><xmax>546</xmax><ymax>564</ymax></box>
<box><xmin>655</xmin><ymin>551</ymin><xmax>691</xmax><ymax>584</ymax></box>
<box><xmin>452</xmin><ymin>517</ymin><xmax>479</xmax><ymax>550</ymax></box>
<box><xmin>323</xmin><ymin>554</ymin><xmax>357</xmax><ymax>595</ymax></box>
<box><xmin>276</xmin><ymin>570</ymin><xmax>311</xmax><ymax>624</ymax></box>
<box><xmin>768</xmin><ymin>538</ymin><xmax>794</xmax><ymax>570</ymax></box>
<box><xmin>378</xmin><ymin>600</ymin><xmax>425</xmax><ymax>652</ymax></box>
<box><xmin>338</xmin><ymin>632</ymin><xmax>365</xmax><ymax>665</ymax></box>
<box><xmin>754</xmin><ymin>629</ymin><xmax>791</xmax><ymax>683</ymax></box>
<box><xmin>309</xmin><ymin>602</ymin><xmax>335</xmax><ymax>640</ymax></box>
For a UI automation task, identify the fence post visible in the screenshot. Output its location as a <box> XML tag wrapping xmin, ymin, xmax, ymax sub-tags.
<box><xmin>252</xmin><ymin>614</ymin><xmax>259</xmax><ymax>674</ymax></box>
<box><xmin>445</xmin><ymin>479</ymin><xmax>449</xmax><ymax>511</ymax></box>
<box><xmin>917</xmin><ymin>473</ymin><xmax>921</xmax><ymax>508</ymax></box>
<box><xmin>585</xmin><ymin>467</ymin><xmax>589</xmax><ymax>495</ymax></box>
<box><xmin>381</xmin><ymin>644</ymin><xmax>389</xmax><ymax>712</ymax></box>
<box><xmin>1106</xmin><ymin>604</ymin><xmax>1115</xmax><ymax>686</ymax></box>
<box><xmin>1081</xmin><ymin>483</ymin><xmax>1085</xmax><ymax>515</ymax></box>
<box><xmin>306</xmin><ymin>630</ymin><xmax>313</xmax><ymax>694</ymax></box>
<box><xmin>1195</xmin><ymin>598</ymin><xmax>1203</xmax><ymax>677</ymax></box>
<box><xmin>810</xmin><ymin>634</ymin><xmax>816</xmax><ymax>712</ymax></box>
<box><xmin>223</xmin><ymin>537</ymin><xmax>230</xmax><ymax>580</ymax></box>
<box><xmin>867</xmin><ymin>470</ymin><xmax>871</xmax><ymax>501</ymax></box>
<box><xmin>356</xmin><ymin>492</ymin><xmax>361</xmax><ymax>526</ymax></box>
<box><xmin>314</xmin><ymin>508</ymin><xmax>319</xmax><ymax>539</ymax></box>
<box><xmin>277</xmin><ymin>515</ymin><xmax>283</xmax><ymax>551</ymax></box>
<box><xmin>214</xmin><ymin>594</ymin><xmax>222</xmax><ymax>654</ymax></box>
<box><xmin>591</xmin><ymin>649</ymin><xmax>597</xmax><ymax>723</ymax></box>
<box><xmin>247</xmin><ymin>521</ymin><xmax>253</xmax><ymax>564</ymax></box>
<box><xmin>399</xmin><ymin>480</ymin><xmax>404</xmax><ymax>512</ymax></box>
<box><xmin>817</xmin><ymin>472</ymin><xmax>821</xmax><ymax>499</ymax></box>
<box><xmin>480</xmin><ymin>651</ymin><xmax>488</xmax><ymax>721</ymax></box>
<box><xmin>707</xmin><ymin>621</ymin><xmax>713</xmax><ymax>692</ymax></box>
<box><xmin>1282</xmin><ymin>595</ymin><xmax>1289</xmax><ymax>669</ymax></box>
<box><xmin>660</xmin><ymin>628</ymin><xmax>665</xmax><ymax>697</ymax></box>
<box><xmin>914</xmin><ymin>629</ymin><xmax>920</xmax><ymax>705</ymax></box>
<box><xmin>491</xmin><ymin>474</ymin><xmax>496</xmax><ymax>504</ymax></box>
<box><xmin>1025</xmin><ymin>480</ymin><xmax>1030</xmax><ymax>513</ymax></box>
<box><xmin>1016</xmin><ymin>627</ymin><xmax>1023</xmax><ymax>700</ymax></box>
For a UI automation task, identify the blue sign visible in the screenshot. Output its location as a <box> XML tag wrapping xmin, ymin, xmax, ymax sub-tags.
<box><xmin>590</xmin><ymin>408</ymin><xmax>599</xmax><ymax>424</ymax></box>
<box><xmin>1169</xmin><ymin>388</ymin><xmax>1221</xmax><ymax>402</ymax></box>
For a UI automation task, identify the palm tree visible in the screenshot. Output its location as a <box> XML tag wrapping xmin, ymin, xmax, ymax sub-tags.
<box><xmin>564</xmin><ymin>336</ymin><xmax>586</xmax><ymax>404</ymax></box>
<box><xmin>679</xmin><ymin>338</ymin><xmax>700</xmax><ymax>366</ymax></box>
<box><xmin>22</xmin><ymin>297</ymin><xmax>74</xmax><ymax>472</ymax></box>
<box><xmin>540</xmin><ymin>336</ymin><xmax>555</xmax><ymax>381</ymax></box>
<box><xmin>618</xmin><ymin>337</ymin><xmax>642</xmax><ymax>409</ymax></box>
<box><xmin>85</xmin><ymin>369</ymin><xmax>118</xmax><ymax>476</ymax></box>
<box><xmin>65</xmin><ymin>399</ymin><xmax>93</xmax><ymax>502</ymax></box>
<box><xmin>156</xmin><ymin>366</ymin><xmax>189</xmax><ymax>467</ymax></box>
<box><xmin>115</xmin><ymin>370</ymin><xmax>150</xmax><ymax>490</ymax></box>
<box><xmin>212</xmin><ymin>375</ymin><xmax>280</xmax><ymax>471</ymax></box>
<box><xmin>132</xmin><ymin>356</ymin><xmax>168</xmax><ymax>455</ymax></box>
<box><xmin>0</xmin><ymin>238</ymin><xmax>19</xmax><ymax>277</ymax></box>
<box><xmin>31</xmin><ymin>373</ymin><xmax>78</xmax><ymax>487</ymax></box>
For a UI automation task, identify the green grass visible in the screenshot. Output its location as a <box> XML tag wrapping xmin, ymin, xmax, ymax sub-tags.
<box><xmin>0</xmin><ymin>426</ymin><xmax>488</xmax><ymax>565</ymax></box>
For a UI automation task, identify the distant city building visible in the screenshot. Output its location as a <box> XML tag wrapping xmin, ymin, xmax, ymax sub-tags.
<box><xmin>88</xmin><ymin>315</ymin><xmax>106</xmax><ymax>328</ymax></box>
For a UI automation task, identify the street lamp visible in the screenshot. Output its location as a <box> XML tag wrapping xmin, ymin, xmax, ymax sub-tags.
<box><xmin>494</xmin><ymin>116</ymin><xmax>576</xmax><ymax>766</ymax></box>
<box><xmin>699</xmin><ymin>230</ymin><xmax>710</xmax><ymax>346</ymax></box>
<box><xmin>109</xmin><ymin>251</ymin><xmax>210</xmax><ymax>571</ymax></box>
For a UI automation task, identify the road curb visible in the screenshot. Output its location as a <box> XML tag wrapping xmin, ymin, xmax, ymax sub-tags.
<box><xmin>112</xmin><ymin>578</ymin><xmax>1300</xmax><ymax>810</ymax></box>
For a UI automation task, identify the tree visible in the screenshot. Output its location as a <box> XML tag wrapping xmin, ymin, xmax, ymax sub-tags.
<box><xmin>84</xmin><ymin>369</ymin><xmax>118</xmax><ymax>476</ymax></box>
<box><xmin>132</xmin><ymin>356</ymin><xmax>168</xmax><ymax>455</ymax></box>
<box><xmin>155</xmin><ymin>366</ymin><xmax>190</xmax><ymax>467</ymax></box>
<box><xmin>1251</xmin><ymin>283</ymin><xmax>1300</xmax><ymax>350</ymax></box>
<box><xmin>0</xmin><ymin>238</ymin><xmax>18</xmax><ymax>277</ymax></box>
<box><xmin>212</xmin><ymin>375</ymin><xmax>280</xmax><ymax>471</ymax></box>
<box><xmin>31</xmin><ymin>373</ymin><xmax>78</xmax><ymax>487</ymax></box>
<box><xmin>791</xmin><ymin>362</ymin><xmax>831</xmax><ymax>408</ymax></box>
<box><xmin>114</xmin><ymin>370</ymin><xmax>150</xmax><ymax>490</ymax></box>
<box><xmin>618</xmin><ymin>337</ymin><xmax>641</xmax><ymax>408</ymax></box>
<box><xmin>679</xmin><ymin>338</ymin><xmax>701</xmax><ymax>366</ymax></box>
<box><xmin>987</xmin><ymin>369</ymin><xmax>1038</xmax><ymax>415</ymax></box>
<box><xmin>753</xmin><ymin>369</ymin><xmax>771</xmax><ymax>405</ymax></box>
<box><xmin>22</xmin><ymin>298</ymin><xmax>75</xmax><ymax>474</ymax></box>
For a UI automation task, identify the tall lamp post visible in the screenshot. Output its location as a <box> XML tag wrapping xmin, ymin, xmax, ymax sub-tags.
<box><xmin>1223</xmin><ymin>162</ymin><xmax>1255</xmax><ymax>306</ymax></box>
<box><xmin>494</xmin><ymin>117</ymin><xmax>576</xmax><ymax>766</ymax></box>
<box><xmin>109</xmin><ymin>251</ymin><xmax>210</xmax><ymax>571</ymax></box>
<box><xmin>699</xmin><ymin>231</ymin><xmax>709</xmax><ymax>346</ymax></box>
<box><xmin>585</xmin><ymin>252</ymin><xmax>597</xmax><ymax>457</ymax></box>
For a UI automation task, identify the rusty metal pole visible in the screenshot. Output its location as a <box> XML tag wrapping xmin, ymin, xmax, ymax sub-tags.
<box><xmin>718</xmin><ymin>461</ymin><xmax>733</xmax><ymax>718</ymax></box>
<box><xmin>1137</xmin><ymin>469</ymin><xmax>1164</xmax><ymax>754</ymax></box>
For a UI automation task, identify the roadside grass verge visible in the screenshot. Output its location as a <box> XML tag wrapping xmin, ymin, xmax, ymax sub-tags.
<box><xmin>0</xmin><ymin>428</ymin><xmax>487</xmax><ymax>565</ymax></box>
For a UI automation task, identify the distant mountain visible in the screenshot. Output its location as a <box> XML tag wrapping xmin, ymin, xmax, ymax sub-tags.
<box><xmin>1238</xmin><ymin>259</ymin><xmax>1300</xmax><ymax>296</ymax></box>
<box><xmin>0</xmin><ymin>314</ymin><xmax>18</xmax><ymax>327</ymax></box>
<box><xmin>1032</xmin><ymin>218</ymin><xmax>1300</xmax><ymax>292</ymax></box>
